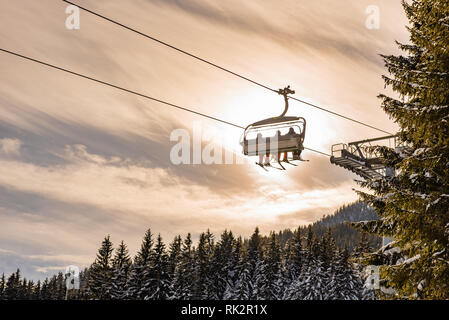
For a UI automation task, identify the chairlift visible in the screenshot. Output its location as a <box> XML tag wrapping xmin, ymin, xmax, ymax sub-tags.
<box><xmin>240</xmin><ymin>86</ymin><xmax>307</xmax><ymax>170</ymax></box>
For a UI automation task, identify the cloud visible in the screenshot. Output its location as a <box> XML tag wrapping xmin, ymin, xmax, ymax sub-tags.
<box><xmin>0</xmin><ymin>143</ymin><xmax>357</xmax><ymax>280</ymax></box>
<box><xmin>0</xmin><ymin>0</ymin><xmax>407</xmax><ymax>280</ymax></box>
<box><xmin>0</xmin><ymin>144</ymin><xmax>315</xmax><ymax>221</ymax></box>
<box><xmin>146</xmin><ymin>0</ymin><xmax>407</xmax><ymax>66</ymax></box>
<box><xmin>0</xmin><ymin>138</ymin><xmax>21</xmax><ymax>156</ymax></box>
<box><xmin>0</xmin><ymin>248</ymin><xmax>89</xmax><ymax>281</ymax></box>
<box><xmin>286</xmin><ymin>153</ymin><xmax>356</xmax><ymax>189</ymax></box>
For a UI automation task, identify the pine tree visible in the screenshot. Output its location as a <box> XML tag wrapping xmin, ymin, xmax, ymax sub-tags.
<box><xmin>127</xmin><ymin>229</ymin><xmax>153</xmax><ymax>299</ymax></box>
<box><xmin>4</xmin><ymin>269</ymin><xmax>21</xmax><ymax>300</ymax></box>
<box><xmin>56</xmin><ymin>272</ymin><xmax>65</xmax><ymax>300</ymax></box>
<box><xmin>357</xmin><ymin>0</ymin><xmax>449</xmax><ymax>299</ymax></box>
<box><xmin>284</xmin><ymin>228</ymin><xmax>304</xmax><ymax>282</ymax></box>
<box><xmin>4</xmin><ymin>273</ymin><xmax>16</xmax><ymax>300</ymax></box>
<box><xmin>354</xmin><ymin>232</ymin><xmax>371</xmax><ymax>259</ymax></box>
<box><xmin>223</xmin><ymin>236</ymin><xmax>244</xmax><ymax>299</ymax></box>
<box><xmin>244</xmin><ymin>228</ymin><xmax>265</xmax><ymax>300</ymax></box>
<box><xmin>230</xmin><ymin>229</ymin><xmax>264</xmax><ymax>300</ymax></box>
<box><xmin>88</xmin><ymin>235</ymin><xmax>114</xmax><ymax>299</ymax></box>
<box><xmin>74</xmin><ymin>268</ymin><xmax>90</xmax><ymax>300</ymax></box>
<box><xmin>168</xmin><ymin>235</ymin><xmax>182</xmax><ymax>281</ymax></box>
<box><xmin>26</xmin><ymin>280</ymin><xmax>34</xmax><ymax>300</ymax></box>
<box><xmin>142</xmin><ymin>234</ymin><xmax>170</xmax><ymax>300</ymax></box>
<box><xmin>110</xmin><ymin>240</ymin><xmax>132</xmax><ymax>299</ymax></box>
<box><xmin>171</xmin><ymin>233</ymin><xmax>196</xmax><ymax>299</ymax></box>
<box><xmin>321</xmin><ymin>228</ymin><xmax>337</xmax><ymax>270</ymax></box>
<box><xmin>232</xmin><ymin>256</ymin><xmax>252</xmax><ymax>300</ymax></box>
<box><xmin>33</xmin><ymin>280</ymin><xmax>41</xmax><ymax>300</ymax></box>
<box><xmin>40</xmin><ymin>278</ymin><xmax>50</xmax><ymax>300</ymax></box>
<box><xmin>260</xmin><ymin>233</ymin><xmax>283</xmax><ymax>299</ymax></box>
<box><xmin>209</xmin><ymin>230</ymin><xmax>235</xmax><ymax>299</ymax></box>
<box><xmin>20</xmin><ymin>278</ymin><xmax>28</xmax><ymax>300</ymax></box>
<box><xmin>331</xmin><ymin>248</ymin><xmax>375</xmax><ymax>300</ymax></box>
<box><xmin>0</xmin><ymin>273</ymin><xmax>5</xmax><ymax>300</ymax></box>
<box><xmin>305</xmin><ymin>225</ymin><xmax>314</xmax><ymax>260</ymax></box>
<box><xmin>300</xmin><ymin>238</ymin><xmax>332</xmax><ymax>300</ymax></box>
<box><xmin>300</xmin><ymin>262</ymin><xmax>326</xmax><ymax>300</ymax></box>
<box><xmin>282</xmin><ymin>229</ymin><xmax>304</xmax><ymax>300</ymax></box>
<box><xmin>47</xmin><ymin>275</ymin><xmax>57</xmax><ymax>300</ymax></box>
<box><xmin>192</xmin><ymin>231</ymin><xmax>214</xmax><ymax>299</ymax></box>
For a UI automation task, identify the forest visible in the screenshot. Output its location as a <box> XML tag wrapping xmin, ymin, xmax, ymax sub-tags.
<box><xmin>1</xmin><ymin>0</ymin><xmax>448</xmax><ymax>301</ymax></box>
<box><xmin>0</xmin><ymin>203</ymin><xmax>377</xmax><ymax>300</ymax></box>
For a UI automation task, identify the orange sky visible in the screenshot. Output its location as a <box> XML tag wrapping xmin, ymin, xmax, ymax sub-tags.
<box><xmin>0</xmin><ymin>0</ymin><xmax>409</xmax><ymax>279</ymax></box>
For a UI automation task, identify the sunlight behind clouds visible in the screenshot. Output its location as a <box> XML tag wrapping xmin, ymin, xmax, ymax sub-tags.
<box><xmin>0</xmin><ymin>0</ymin><xmax>407</xmax><ymax>280</ymax></box>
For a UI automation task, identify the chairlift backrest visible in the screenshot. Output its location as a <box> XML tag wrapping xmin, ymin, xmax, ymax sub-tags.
<box><xmin>241</xmin><ymin>116</ymin><xmax>306</xmax><ymax>156</ymax></box>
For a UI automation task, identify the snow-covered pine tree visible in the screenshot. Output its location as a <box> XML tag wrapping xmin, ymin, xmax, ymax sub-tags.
<box><xmin>192</xmin><ymin>230</ymin><xmax>214</xmax><ymax>299</ymax></box>
<box><xmin>0</xmin><ymin>273</ymin><xmax>5</xmax><ymax>300</ymax></box>
<box><xmin>48</xmin><ymin>275</ymin><xmax>57</xmax><ymax>300</ymax></box>
<box><xmin>282</xmin><ymin>229</ymin><xmax>306</xmax><ymax>300</ymax></box>
<box><xmin>209</xmin><ymin>230</ymin><xmax>235</xmax><ymax>300</ymax></box>
<box><xmin>168</xmin><ymin>235</ymin><xmax>182</xmax><ymax>282</ymax></box>
<box><xmin>26</xmin><ymin>280</ymin><xmax>34</xmax><ymax>300</ymax></box>
<box><xmin>18</xmin><ymin>277</ymin><xmax>27</xmax><ymax>300</ymax></box>
<box><xmin>4</xmin><ymin>269</ymin><xmax>20</xmax><ymax>300</ymax></box>
<box><xmin>283</xmin><ymin>225</ymin><xmax>315</xmax><ymax>300</ymax></box>
<box><xmin>126</xmin><ymin>229</ymin><xmax>153</xmax><ymax>299</ymax></box>
<box><xmin>259</xmin><ymin>232</ymin><xmax>283</xmax><ymax>299</ymax></box>
<box><xmin>109</xmin><ymin>240</ymin><xmax>132</xmax><ymax>299</ymax></box>
<box><xmin>356</xmin><ymin>0</ymin><xmax>449</xmax><ymax>299</ymax></box>
<box><xmin>57</xmin><ymin>272</ymin><xmax>66</xmax><ymax>300</ymax></box>
<box><xmin>284</xmin><ymin>228</ymin><xmax>304</xmax><ymax>282</ymax></box>
<box><xmin>171</xmin><ymin>233</ymin><xmax>196</xmax><ymax>299</ymax></box>
<box><xmin>302</xmin><ymin>237</ymin><xmax>331</xmax><ymax>300</ymax></box>
<box><xmin>300</xmin><ymin>260</ymin><xmax>327</xmax><ymax>300</ymax></box>
<box><xmin>305</xmin><ymin>225</ymin><xmax>314</xmax><ymax>260</ymax></box>
<box><xmin>142</xmin><ymin>234</ymin><xmax>170</xmax><ymax>300</ymax></box>
<box><xmin>282</xmin><ymin>277</ymin><xmax>302</xmax><ymax>300</ymax></box>
<box><xmin>353</xmin><ymin>232</ymin><xmax>372</xmax><ymax>259</ymax></box>
<box><xmin>327</xmin><ymin>248</ymin><xmax>369</xmax><ymax>300</ymax></box>
<box><xmin>40</xmin><ymin>278</ymin><xmax>50</xmax><ymax>300</ymax></box>
<box><xmin>33</xmin><ymin>280</ymin><xmax>41</xmax><ymax>300</ymax></box>
<box><xmin>87</xmin><ymin>235</ymin><xmax>114</xmax><ymax>299</ymax></box>
<box><xmin>320</xmin><ymin>228</ymin><xmax>337</xmax><ymax>271</ymax></box>
<box><xmin>231</xmin><ymin>228</ymin><xmax>264</xmax><ymax>300</ymax></box>
<box><xmin>3</xmin><ymin>273</ymin><xmax>13</xmax><ymax>300</ymax></box>
<box><xmin>75</xmin><ymin>268</ymin><xmax>90</xmax><ymax>300</ymax></box>
<box><xmin>223</xmin><ymin>236</ymin><xmax>244</xmax><ymax>300</ymax></box>
<box><xmin>248</xmin><ymin>228</ymin><xmax>266</xmax><ymax>300</ymax></box>
<box><xmin>320</xmin><ymin>229</ymin><xmax>341</xmax><ymax>300</ymax></box>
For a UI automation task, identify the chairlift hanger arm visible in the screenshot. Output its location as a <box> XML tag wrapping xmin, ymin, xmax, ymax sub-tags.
<box><xmin>278</xmin><ymin>85</ymin><xmax>295</xmax><ymax>117</ymax></box>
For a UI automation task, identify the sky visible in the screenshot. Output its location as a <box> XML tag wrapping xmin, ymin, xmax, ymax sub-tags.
<box><xmin>0</xmin><ymin>0</ymin><xmax>410</xmax><ymax>280</ymax></box>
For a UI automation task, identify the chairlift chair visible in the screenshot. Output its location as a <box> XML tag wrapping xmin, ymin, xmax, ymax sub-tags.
<box><xmin>240</xmin><ymin>86</ymin><xmax>307</xmax><ymax>170</ymax></box>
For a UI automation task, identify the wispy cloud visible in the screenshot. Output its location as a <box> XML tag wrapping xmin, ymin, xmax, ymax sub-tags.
<box><xmin>0</xmin><ymin>0</ymin><xmax>408</xmax><ymax>280</ymax></box>
<box><xmin>0</xmin><ymin>138</ymin><xmax>21</xmax><ymax>155</ymax></box>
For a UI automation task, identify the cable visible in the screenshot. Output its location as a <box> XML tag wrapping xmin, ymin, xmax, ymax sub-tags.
<box><xmin>0</xmin><ymin>48</ymin><xmax>240</xmax><ymax>129</ymax></box>
<box><xmin>62</xmin><ymin>0</ymin><xmax>277</xmax><ymax>94</ymax></box>
<box><xmin>63</xmin><ymin>0</ymin><xmax>392</xmax><ymax>135</ymax></box>
<box><xmin>288</xmin><ymin>96</ymin><xmax>391</xmax><ymax>134</ymax></box>
<box><xmin>302</xmin><ymin>147</ymin><xmax>331</xmax><ymax>157</ymax></box>
<box><xmin>0</xmin><ymin>48</ymin><xmax>331</xmax><ymax>157</ymax></box>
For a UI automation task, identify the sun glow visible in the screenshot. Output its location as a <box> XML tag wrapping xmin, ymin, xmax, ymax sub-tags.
<box><xmin>220</xmin><ymin>88</ymin><xmax>335</xmax><ymax>153</ymax></box>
